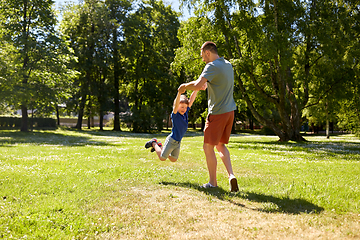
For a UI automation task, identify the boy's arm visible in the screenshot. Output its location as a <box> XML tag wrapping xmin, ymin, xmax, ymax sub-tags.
<box><xmin>187</xmin><ymin>81</ymin><xmax>207</xmax><ymax>108</ymax></box>
<box><xmin>173</xmin><ymin>91</ymin><xmax>181</xmax><ymax>114</ymax></box>
<box><xmin>188</xmin><ymin>90</ymin><xmax>198</xmax><ymax>108</ymax></box>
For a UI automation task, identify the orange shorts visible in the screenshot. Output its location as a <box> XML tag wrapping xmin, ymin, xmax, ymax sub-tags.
<box><xmin>204</xmin><ymin>111</ymin><xmax>234</xmax><ymax>145</ymax></box>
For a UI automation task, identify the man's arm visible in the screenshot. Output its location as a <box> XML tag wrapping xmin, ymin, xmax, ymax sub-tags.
<box><xmin>178</xmin><ymin>76</ymin><xmax>208</xmax><ymax>93</ymax></box>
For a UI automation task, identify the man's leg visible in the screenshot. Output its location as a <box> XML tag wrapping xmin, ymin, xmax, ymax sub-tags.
<box><xmin>203</xmin><ymin>143</ymin><xmax>217</xmax><ymax>187</ymax></box>
<box><xmin>216</xmin><ymin>142</ymin><xmax>239</xmax><ymax>192</ymax></box>
<box><xmin>216</xmin><ymin>143</ymin><xmax>234</xmax><ymax>177</ymax></box>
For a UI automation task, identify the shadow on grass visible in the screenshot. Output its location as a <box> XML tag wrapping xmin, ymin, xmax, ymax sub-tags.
<box><xmin>0</xmin><ymin>130</ymin><xmax>109</xmax><ymax>147</ymax></box>
<box><xmin>229</xmin><ymin>138</ymin><xmax>360</xmax><ymax>160</ymax></box>
<box><xmin>0</xmin><ymin>128</ymin><xmax>200</xmax><ymax>147</ymax></box>
<box><xmin>58</xmin><ymin>126</ymin><xmax>172</xmax><ymax>139</ymax></box>
<box><xmin>159</xmin><ymin>181</ymin><xmax>324</xmax><ymax>215</ymax></box>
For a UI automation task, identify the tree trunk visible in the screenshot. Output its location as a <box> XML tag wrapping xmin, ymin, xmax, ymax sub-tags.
<box><xmin>99</xmin><ymin>114</ymin><xmax>104</xmax><ymax>131</ymax></box>
<box><xmin>133</xmin><ymin>77</ymin><xmax>139</xmax><ymax>132</ymax></box>
<box><xmin>20</xmin><ymin>0</ymin><xmax>29</xmax><ymax>132</ymax></box>
<box><xmin>112</xmin><ymin>23</ymin><xmax>121</xmax><ymax>131</ymax></box>
<box><xmin>237</xmin><ymin>73</ymin><xmax>306</xmax><ymax>142</ymax></box>
<box><xmin>166</xmin><ymin>111</ymin><xmax>170</xmax><ymax>130</ymax></box>
<box><xmin>76</xmin><ymin>97</ymin><xmax>86</xmax><ymax>130</ymax></box>
<box><xmin>249</xmin><ymin>116</ymin><xmax>254</xmax><ymax>130</ymax></box>
<box><xmin>20</xmin><ymin>105</ymin><xmax>28</xmax><ymax>132</ymax></box>
<box><xmin>232</xmin><ymin>111</ymin><xmax>236</xmax><ymax>133</ymax></box>
<box><xmin>326</xmin><ymin>99</ymin><xmax>330</xmax><ymax>139</ymax></box>
<box><xmin>56</xmin><ymin>105</ymin><xmax>60</xmax><ymax>126</ymax></box>
<box><xmin>98</xmin><ymin>70</ymin><xmax>106</xmax><ymax>131</ymax></box>
<box><xmin>201</xmin><ymin>116</ymin><xmax>205</xmax><ymax>131</ymax></box>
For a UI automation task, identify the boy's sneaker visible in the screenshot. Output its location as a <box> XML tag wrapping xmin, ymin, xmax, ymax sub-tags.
<box><xmin>151</xmin><ymin>141</ymin><xmax>162</xmax><ymax>152</ymax></box>
<box><xmin>145</xmin><ymin>138</ymin><xmax>157</xmax><ymax>149</ymax></box>
<box><xmin>229</xmin><ymin>175</ymin><xmax>239</xmax><ymax>192</ymax></box>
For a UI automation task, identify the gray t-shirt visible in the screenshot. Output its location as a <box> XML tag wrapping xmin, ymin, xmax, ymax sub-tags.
<box><xmin>200</xmin><ymin>57</ymin><xmax>236</xmax><ymax>115</ymax></box>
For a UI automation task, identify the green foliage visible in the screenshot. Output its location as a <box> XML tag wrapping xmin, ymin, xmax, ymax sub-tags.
<box><xmin>1</xmin><ymin>0</ymin><xmax>359</xmax><ymax>138</ymax></box>
<box><xmin>0</xmin><ymin>0</ymin><xmax>76</xmax><ymax>131</ymax></box>
<box><xmin>59</xmin><ymin>0</ymin><xmax>180</xmax><ymax>132</ymax></box>
<box><xmin>123</xmin><ymin>0</ymin><xmax>181</xmax><ymax>132</ymax></box>
<box><xmin>175</xmin><ymin>0</ymin><xmax>360</xmax><ymax>141</ymax></box>
<box><xmin>60</xmin><ymin>0</ymin><xmax>133</xmax><ymax>130</ymax></box>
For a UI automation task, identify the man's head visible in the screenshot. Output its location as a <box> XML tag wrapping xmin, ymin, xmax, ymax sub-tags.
<box><xmin>178</xmin><ymin>95</ymin><xmax>189</xmax><ymax>115</ymax></box>
<box><xmin>201</xmin><ymin>41</ymin><xmax>219</xmax><ymax>63</ymax></box>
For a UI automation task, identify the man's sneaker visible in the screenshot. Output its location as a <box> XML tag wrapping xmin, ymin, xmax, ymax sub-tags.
<box><xmin>200</xmin><ymin>182</ymin><xmax>217</xmax><ymax>189</ymax></box>
<box><xmin>145</xmin><ymin>138</ymin><xmax>157</xmax><ymax>149</ymax></box>
<box><xmin>151</xmin><ymin>141</ymin><xmax>162</xmax><ymax>152</ymax></box>
<box><xmin>229</xmin><ymin>175</ymin><xmax>239</xmax><ymax>192</ymax></box>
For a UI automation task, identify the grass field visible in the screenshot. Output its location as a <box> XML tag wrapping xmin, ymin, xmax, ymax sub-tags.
<box><xmin>0</xmin><ymin>128</ymin><xmax>359</xmax><ymax>239</ymax></box>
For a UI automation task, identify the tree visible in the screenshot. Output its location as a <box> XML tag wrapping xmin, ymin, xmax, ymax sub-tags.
<box><xmin>60</xmin><ymin>0</ymin><xmax>132</xmax><ymax>130</ymax></box>
<box><xmin>105</xmin><ymin>0</ymin><xmax>132</xmax><ymax>131</ymax></box>
<box><xmin>123</xmin><ymin>0</ymin><xmax>180</xmax><ymax>132</ymax></box>
<box><xmin>61</xmin><ymin>0</ymin><xmax>103</xmax><ymax>130</ymax></box>
<box><xmin>0</xmin><ymin>0</ymin><xmax>75</xmax><ymax>130</ymax></box>
<box><xmin>176</xmin><ymin>0</ymin><xmax>359</xmax><ymax>141</ymax></box>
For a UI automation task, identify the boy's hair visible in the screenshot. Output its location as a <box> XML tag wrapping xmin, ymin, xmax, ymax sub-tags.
<box><xmin>180</xmin><ymin>95</ymin><xmax>189</xmax><ymax>105</ymax></box>
<box><xmin>201</xmin><ymin>41</ymin><xmax>218</xmax><ymax>54</ymax></box>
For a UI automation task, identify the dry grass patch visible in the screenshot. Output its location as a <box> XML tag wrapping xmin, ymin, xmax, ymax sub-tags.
<box><xmin>93</xmin><ymin>183</ymin><xmax>360</xmax><ymax>240</ymax></box>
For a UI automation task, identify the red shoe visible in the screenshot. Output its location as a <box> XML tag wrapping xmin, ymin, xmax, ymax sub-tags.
<box><xmin>145</xmin><ymin>138</ymin><xmax>157</xmax><ymax>149</ymax></box>
<box><xmin>151</xmin><ymin>141</ymin><xmax>162</xmax><ymax>152</ymax></box>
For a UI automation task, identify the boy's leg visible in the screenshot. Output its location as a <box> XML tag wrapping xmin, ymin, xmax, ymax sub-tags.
<box><xmin>151</xmin><ymin>141</ymin><xmax>162</xmax><ymax>152</ymax></box>
<box><xmin>152</xmin><ymin>142</ymin><xmax>166</xmax><ymax>161</ymax></box>
<box><xmin>168</xmin><ymin>142</ymin><xmax>180</xmax><ymax>162</ymax></box>
<box><xmin>145</xmin><ymin>138</ymin><xmax>157</xmax><ymax>148</ymax></box>
<box><xmin>168</xmin><ymin>156</ymin><xmax>177</xmax><ymax>162</ymax></box>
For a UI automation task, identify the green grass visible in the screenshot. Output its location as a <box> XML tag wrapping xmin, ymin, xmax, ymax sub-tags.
<box><xmin>0</xmin><ymin>128</ymin><xmax>359</xmax><ymax>239</ymax></box>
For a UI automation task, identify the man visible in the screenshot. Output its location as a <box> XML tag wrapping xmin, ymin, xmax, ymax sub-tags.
<box><xmin>178</xmin><ymin>41</ymin><xmax>239</xmax><ymax>192</ymax></box>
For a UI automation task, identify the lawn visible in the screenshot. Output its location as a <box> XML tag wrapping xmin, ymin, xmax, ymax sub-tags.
<box><xmin>0</xmin><ymin>128</ymin><xmax>359</xmax><ymax>239</ymax></box>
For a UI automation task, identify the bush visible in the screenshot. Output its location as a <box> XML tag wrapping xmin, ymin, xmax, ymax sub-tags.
<box><xmin>0</xmin><ymin>117</ymin><xmax>57</xmax><ymax>129</ymax></box>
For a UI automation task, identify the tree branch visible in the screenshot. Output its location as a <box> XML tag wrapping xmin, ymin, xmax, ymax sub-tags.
<box><xmin>236</xmin><ymin>71</ymin><xmax>285</xmax><ymax>139</ymax></box>
<box><xmin>303</xmin><ymin>80</ymin><xmax>341</xmax><ymax>109</ymax></box>
<box><xmin>247</xmin><ymin>65</ymin><xmax>279</xmax><ymax>105</ymax></box>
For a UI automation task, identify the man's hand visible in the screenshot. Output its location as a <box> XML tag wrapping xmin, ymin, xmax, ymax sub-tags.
<box><xmin>200</xmin><ymin>82</ymin><xmax>207</xmax><ymax>90</ymax></box>
<box><xmin>178</xmin><ymin>84</ymin><xmax>186</xmax><ymax>93</ymax></box>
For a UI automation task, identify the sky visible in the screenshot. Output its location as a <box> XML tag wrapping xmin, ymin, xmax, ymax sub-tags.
<box><xmin>54</xmin><ymin>0</ymin><xmax>192</xmax><ymax>20</ymax></box>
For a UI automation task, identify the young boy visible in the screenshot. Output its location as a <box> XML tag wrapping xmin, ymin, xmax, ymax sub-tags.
<box><xmin>145</xmin><ymin>86</ymin><xmax>204</xmax><ymax>162</ymax></box>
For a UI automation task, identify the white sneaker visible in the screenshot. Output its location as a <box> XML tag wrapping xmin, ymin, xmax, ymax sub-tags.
<box><xmin>200</xmin><ymin>182</ymin><xmax>217</xmax><ymax>189</ymax></box>
<box><xmin>229</xmin><ymin>175</ymin><xmax>239</xmax><ymax>192</ymax></box>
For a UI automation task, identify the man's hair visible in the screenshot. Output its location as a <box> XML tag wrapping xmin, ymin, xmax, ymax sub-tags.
<box><xmin>201</xmin><ymin>41</ymin><xmax>218</xmax><ymax>54</ymax></box>
<box><xmin>180</xmin><ymin>95</ymin><xmax>189</xmax><ymax>105</ymax></box>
